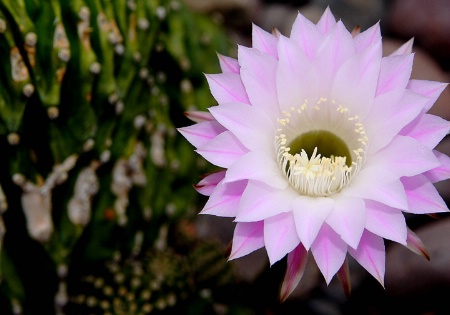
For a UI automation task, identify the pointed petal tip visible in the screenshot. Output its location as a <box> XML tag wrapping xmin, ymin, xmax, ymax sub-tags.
<box><xmin>337</xmin><ymin>258</ymin><xmax>352</xmax><ymax>298</ymax></box>
<box><xmin>279</xmin><ymin>244</ymin><xmax>308</xmax><ymax>302</ymax></box>
<box><xmin>406</xmin><ymin>228</ymin><xmax>431</xmax><ymax>260</ymax></box>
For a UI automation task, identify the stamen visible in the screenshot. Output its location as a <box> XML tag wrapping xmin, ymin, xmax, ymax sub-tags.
<box><xmin>275</xmin><ymin>99</ymin><xmax>368</xmax><ymax>196</ymax></box>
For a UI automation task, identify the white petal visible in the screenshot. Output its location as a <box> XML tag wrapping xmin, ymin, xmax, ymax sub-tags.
<box><xmin>224</xmin><ymin>150</ymin><xmax>288</xmax><ymax>189</ymax></box>
<box><xmin>326</xmin><ymin>196</ymin><xmax>366</xmax><ymax>249</ymax></box>
<box><xmin>236</xmin><ymin>180</ymin><xmax>297</xmax><ymax>222</ymax></box>
<box><xmin>292</xmin><ymin>195</ymin><xmax>334</xmax><ymax>250</ymax></box>
<box><xmin>342</xmin><ymin>166</ymin><xmax>408</xmax><ymax>210</ymax></box>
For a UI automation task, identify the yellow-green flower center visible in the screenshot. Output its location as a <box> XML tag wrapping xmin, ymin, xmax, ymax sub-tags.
<box><xmin>275</xmin><ymin>98</ymin><xmax>368</xmax><ymax>197</ymax></box>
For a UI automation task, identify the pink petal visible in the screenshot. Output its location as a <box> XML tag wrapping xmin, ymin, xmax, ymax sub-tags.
<box><xmin>343</xmin><ymin>166</ymin><xmax>408</xmax><ymax>210</ymax></box>
<box><xmin>236</xmin><ymin>180</ymin><xmax>298</xmax><ymax>222</ymax></box>
<box><xmin>326</xmin><ymin>196</ymin><xmax>366</xmax><ymax>249</ymax></box>
<box><xmin>376</xmin><ymin>54</ymin><xmax>414</xmax><ymax>96</ymax></box>
<box><xmin>205</xmin><ymin>73</ymin><xmax>250</xmax><ymax>104</ymax></box>
<box><xmin>292</xmin><ymin>196</ymin><xmax>334</xmax><ymax>250</ymax></box>
<box><xmin>196</xmin><ymin>130</ymin><xmax>249</xmax><ymax>168</ymax></box>
<box><xmin>184</xmin><ymin>111</ymin><xmax>214</xmax><ymax>123</ymax></box>
<box><xmin>364</xmin><ymin>200</ymin><xmax>407</xmax><ymax>245</ymax></box>
<box><xmin>353</xmin><ymin>22</ymin><xmax>381</xmax><ymax>54</ymax></box>
<box><xmin>369</xmin><ymin>135</ymin><xmax>440</xmax><ymax>178</ymax></box>
<box><xmin>424</xmin><ymin>150</ymin><xmax>450</xmax><ymax>183</ymax></box>
<box><xmin>224</xmin><ymin>151</ymin><xmax>288</xmax><ymax>189</ymax></box>
<box><xmin>348</xmin><ymin>230</ymin><xmax>385</xmax><ymax>287</ymax></box>
<box><xmin>331</xmin><ymin>38</ymin><xmax>381</xmax><ymax>119</ymax></box>
<box><xmin>311</xmin><ymin>223</ymin><xmax>348</xmax><ymax>284</ymax></box>
<box><xmin>238</xmin><ymin>46</ymin><xmax>280</xmax><ymax>117</ymax></box>
<box><xmin>389</xmin><ymin>38</ymin><xmax>414</xmax><ymax>56</ymax></box>
<box><xmin>290</xmin><ymin>11</ymin><xmax>323</xmax><ymax>59</ymax></box>
<box><xmin>217</xmin><ymin>53</ymin><xmax>240</xmax><ymax>74</ymax></box>
<box><xmin>276</xmin><ymin>35</ymin><xmax>318</xmax><ymax>111</ymax></box>
<box><xmin>195</xmin><ymin>171</ymin><xmax>226</xmax><ymax>196</ymax></box>
<box><xmin>407</xmin><ymin>80</ymin><xmax>448</xmax><ymax>112</ymax></box>
<box><xmin>280</xmin><ymin>244</ymin><xmax>308</xmax><ymax>302</ymax></box>
<box><xmin>209</xmin><ymin>102</ymin><xmax>275</xmax><ymax>152</ymax></box>
<box><xmin>316</xmin><ymin>6</ymin><xmax>336</xmax><ymax>35</ymax></box>
<box><xmin>264</xmin><ymin>212</ymin><xmax>300</xmax><ymax>265</ymax></box>
<box><xmin>252</xmin><ymin>24</ymin><xmax>279</xmax><ymax>58</ymax></box>
<box><xmin>402</xmin><ymin>174</ymin><xmax>449</xmax><ymax>214</ymax></box>
<box><xmin>405</xmin><ymin>227</ymin><xmax>430</xmax><ymax>260</ymax></box>
<box><xmin>178</xmin><ymin>120</ymin><xmax>226</xmax><ymax>149</ymax></box>
<box><xmin>229</xmin><ymin>221</ymin><xmax>264</xmax><ymax>260</ymax></box>
<box><xmin>201</xmin><ymin>179</ymin><xmax>247</xmax><ymax>217</ymax></box>
<box><xmin>315</xmin><ymin>21</ymin><xmax>355</xmax><ymax>94</ymax></box>
<box><xmin>400</xmin><ymin>113</ymin><xmax>450</xmax><ymax>149</ymax></box>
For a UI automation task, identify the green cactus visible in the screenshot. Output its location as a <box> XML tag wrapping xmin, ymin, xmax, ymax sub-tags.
<box><xmin>0</xmin><ymin>0</ymin><xmax>233</xmax><ymax>313</ymax></box>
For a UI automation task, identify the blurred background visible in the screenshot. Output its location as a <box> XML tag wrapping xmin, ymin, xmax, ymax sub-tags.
<box><xmin>0</xmin><ymin>0</ymin><xmax>448</xmax><ymax>314</ymax></box>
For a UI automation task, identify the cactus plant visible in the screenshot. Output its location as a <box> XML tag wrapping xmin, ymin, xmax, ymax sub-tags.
<box><xmin>0</xmin><ymin>0</ymin><xmax>233</xmax><ymax>313</ymax></box>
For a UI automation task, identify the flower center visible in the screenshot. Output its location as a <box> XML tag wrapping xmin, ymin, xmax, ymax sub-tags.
<box><xmin>275</xmin><ymin>98</ymin><xmax>368</xmax><ymax>197</ymax></box>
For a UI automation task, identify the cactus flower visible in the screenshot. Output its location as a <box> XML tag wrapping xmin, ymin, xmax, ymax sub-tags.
<box><xmin>180</xmin><ymin>8</ymin><xmax>450</xmax><ymax>299</ymax></box>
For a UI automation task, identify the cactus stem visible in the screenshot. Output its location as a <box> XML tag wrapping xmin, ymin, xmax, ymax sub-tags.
<box><xmin>0</xmin><ymin>19</ymin><xmax>6</xmax><ymax>33</ymax></box>
<box><xmin>47</xmin><ymin>106</ymin><xmax>59</xmax><ymax>119</ymax></box>
<box><xmin>22</xmin><ymin>83</ymin><xmax>34</xmax><ymax>97</ymax></box>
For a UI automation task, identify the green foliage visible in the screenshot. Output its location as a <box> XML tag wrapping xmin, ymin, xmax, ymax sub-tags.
<box><xmin>0</xmin><ymin>0</ymin><xmax>232</xmax><ymax>313</ymax></box>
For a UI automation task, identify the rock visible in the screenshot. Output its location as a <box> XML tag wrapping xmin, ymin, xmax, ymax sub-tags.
<box><xmin>385</xmin><ymin>218</ymin><xmax>450</xmax><ymax>296</ymax></box>
<box><xmin>387</xmin><ymin>0</ymin><xmax>450</xmax><ymax>64</ymax></box>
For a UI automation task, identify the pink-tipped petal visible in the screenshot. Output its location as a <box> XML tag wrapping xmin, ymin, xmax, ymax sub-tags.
<box><xmin>407</xmin><ymin>80</ymin><xmax>449</xmax><ymax>112</ymax></box>
<box><xmin>364</xmin><ymin>200</ymin><xmax>407</xmax><ymax>245</ymax></box>
<box><xmin>367</xmin><ymin>90</ymin><xmax>428</xmax><ymax>154</ymax></box>
<box><xmin>196</xmin><ymin>131</ymin><xmax>249</xmax><ymax>168</ymax></box>
<box><xmin>238</xmin><ymin>46</ymin><xmax>280</xmax><ymax>117</ymax></box>
<box><xmin>376</xmin><ymin>54</ymin><xmax>414</xmax><ymax>96</ymax></box>
<box><xmin>390</xmin><ymin>38</ymin><xmax>414</xmax><ymax>56</ymax></box>
<box><xmin>400</xmin><ymin>114</ymin><xmax>450</xmax><ymax>149</ymax></box>
<box><xmin>184</xmin><ymin>111</ymin><xmax>214</xmax><ymax>123</ymax></box>
<box><xmin>402</xmin><ymin>174</ymin><xmax>449</xmax><ymax>214</ymax></box>
<box><xmin>276</xmin><ymin>35</ymin><xmax>318</xmax><ymax>111</ymax></box>
<box><xmin>264</xmin><ymin>212</ymin><xmax>300</xmax><ymax>265</ymax></box>
<box><xmin>236</xmin><ymin>181</ymin><xmax>297</xmax><ymax>222</ymax></box>
<box><xmin>290</xmin><ymin>11</ymin><xmax>323</xmax><ymax>59</ymax></box>
<box><xmin>280</xmin><ymin>244</ymin><xmax>308</xmax><ymax>302</ymax></box>
<box><xmin>331</xmin><ymin>38</ymin><xmax>381</xmax><ymax>119</ymax></box>
<box><xmin>224</xmin><ymin>151</ymin><xmax>287</xmax><ymax>189</ymax></box>
<box><xmin>252</xmin><ymin>23</ymin><xmax>279</xmax><ymax>58</ymax></box>
<box><xmin>200</xmin><ymin>180</ymin><xmax>247</xmax><ymax>217</ymax></box>
<box><xmin>326</xmin><ymin>196</ymin><xmax>366</xmax><ymax>249</ymax></box>
<box><xmin>316</xmin><ymin>6</ymin><xmax>336</xmax><ymax>35</ymax></box>
<box><xmin>217</xmin><ymin>53</ymin><xmax>240</xmax><ymax>74</ymax></box>
<box><xmin>424</xmin><ymin>150</ymin><xmax>450</xmax><ymax>183</ymax></box>
<box><xmin>353</xmin><ymin>22</ymin><xmax>381</xmax><ymax>54</ymax></box>
<box><xmin>195</xmin><ymin>171</ymin><xmax>226</xmax><ymax>196</ymax></box>
<box><xmin>206</xmin><ymin>73</ymin><xmax>250</xmax><ymax>104</ymax></box>
<box><xmin>348</xmin><ymin>230</ymin><xmax>385</xmax><ymax>287</ymax></box>
<box><xmin>178</xmin><ymin>120</ymin><xmax>226</xmax><ymax>149</ymax></box>
<box><xmin>405</xmin><ymin>227</ymin><xmax>430</xmax><ymax>260</ymax></box>
<box><xmin>292</xmin><ymin>196</ymin><xmax>334</xmax><ymax>250</ymax></box>
<box><xmin>315</xmin><ymin>21</ymin><xmax>355</xmax><ymax>93</ymax></box>
<box><xmin>229</xmin><ymin>221</ymin><xmax>264</xmax><ymax>260</ymax></box>
<box><xmin>311</xmin><ymin>223</ymin><xmax>348</xmax><ymax>284</ymax></box>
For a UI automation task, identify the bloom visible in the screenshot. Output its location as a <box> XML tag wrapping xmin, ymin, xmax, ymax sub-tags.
<box><xmin>179</xmin><ymin>8</ymin><xmax>450</xmax><ymax>299</ymax></box>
